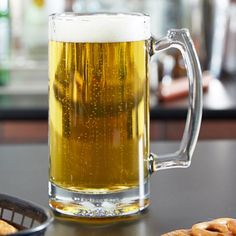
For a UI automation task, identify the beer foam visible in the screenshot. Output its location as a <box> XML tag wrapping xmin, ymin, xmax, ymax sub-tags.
<box><xmin>49</xmin><ymin>13</ymin><xmax>151</xmax><ymax>42</ymax></box>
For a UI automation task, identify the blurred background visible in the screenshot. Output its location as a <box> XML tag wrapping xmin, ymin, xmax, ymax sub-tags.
<box><xmin>0</xmin><ymin>0</ymin><xmax>236</xmax><ymax>143</ymax></box>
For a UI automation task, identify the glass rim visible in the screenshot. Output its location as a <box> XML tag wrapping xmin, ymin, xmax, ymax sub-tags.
<box><xmin>49</xmin><ymin>12</ymin><xmax>150</xmax><ymax>20</ymax></box>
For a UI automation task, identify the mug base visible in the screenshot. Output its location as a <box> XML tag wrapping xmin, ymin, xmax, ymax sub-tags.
<box><xmin>48</xmin><ymin>181</ymin><xmax>150</xmax><ymax>218</ymax></box>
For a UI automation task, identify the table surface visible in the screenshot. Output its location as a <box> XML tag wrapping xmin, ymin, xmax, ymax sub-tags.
<box><xmin>0</xmin><ymin>70</ymin><xmax>236</xmax><ymax>120</ymax></box>
<box><xmin>0</xmin><ymin>140</ymin><xmax>236</xmax><ymax>235</ymax></box>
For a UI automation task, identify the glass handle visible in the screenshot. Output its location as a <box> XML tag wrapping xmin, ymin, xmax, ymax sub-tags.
<box><xmin>149</xmin><ymin>29</ymin><xmax>203</xmax><ymax>172</ymax></box>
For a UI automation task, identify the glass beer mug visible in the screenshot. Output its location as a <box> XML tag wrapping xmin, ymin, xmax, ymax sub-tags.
<box><xmin>48</xmin><ymin>13</ymin><xmax>202</xmax><ymax>218</ymax></box>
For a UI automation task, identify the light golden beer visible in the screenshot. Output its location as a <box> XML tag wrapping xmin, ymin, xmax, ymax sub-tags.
<box><xmin>49</xmin><ymin>40</ymin><xmax>149</xmax><ymax>193</ymax></box>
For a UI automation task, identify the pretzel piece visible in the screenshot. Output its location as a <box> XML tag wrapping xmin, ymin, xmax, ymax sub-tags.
<box><xmin>0</xmin><ymin>219</ymin><xmax>18</xmax><ymax>235</ymax></box>
<box><xmin>227</xmin><ymin>219</ymin><xmax>236</xmax><ymax>235</ymax></box>
<box><xmin>162</xmin><ymin>218</ymin><xmax>236</xmax><ymax>236</ymax></box>
<box><xmin>192</xmin><ymin>218</ymin><xmax>236</xmax><ymax>236</ymax></box>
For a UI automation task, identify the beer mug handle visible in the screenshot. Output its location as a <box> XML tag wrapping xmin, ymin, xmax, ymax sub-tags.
<box><xmin>149</xmin><ymin>29</ymin><xmax>203</xmax><ymax>172</ymax></box>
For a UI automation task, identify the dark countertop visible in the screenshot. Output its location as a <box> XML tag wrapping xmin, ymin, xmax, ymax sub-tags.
<box><xmin>0</xmin><ymin>70</ymin><xmax>236</xmax><ymax>120</ymax></box>
<box><xmin>1</xmin><ymin>140</ymin><xmax>236</xmax><ymax>235</ymax></box>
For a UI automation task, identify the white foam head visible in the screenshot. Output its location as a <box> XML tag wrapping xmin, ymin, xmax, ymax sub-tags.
<box><xmin>49</xmin><ymin>13</ymin><xmax>151</xmax><ymax>43</ymax></box>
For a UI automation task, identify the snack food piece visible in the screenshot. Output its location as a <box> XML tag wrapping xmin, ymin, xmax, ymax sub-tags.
<box><xmin>192</xmin><ymin>218</ymin><xmax>236</xmax><ymax>236</ymax></box>
<box><xmin>162</xmin><ymin>218</ymin><xmax>236</xmax><ymax>236</ymax></box>
<box><xmin>0</xmin><ymin>219</ymin><xmax>18</xmax><ymax>235</ymax></box>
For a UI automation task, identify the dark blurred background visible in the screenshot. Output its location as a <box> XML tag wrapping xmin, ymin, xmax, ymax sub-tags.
<box><xmin>0</xmin><ymin>0</ymin><xmax>236</xmax><ymax>143</ymax></box>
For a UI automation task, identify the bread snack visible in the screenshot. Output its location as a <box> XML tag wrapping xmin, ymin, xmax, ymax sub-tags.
<box><xmin>162</xmin><ymin>218</ymin><xmax>236</xmax><ymax>236</ymax></box>
<box><xmin>0</xmin><ymin>219</ymin><xmax>18</xmax><ymax>235</ymax></box>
